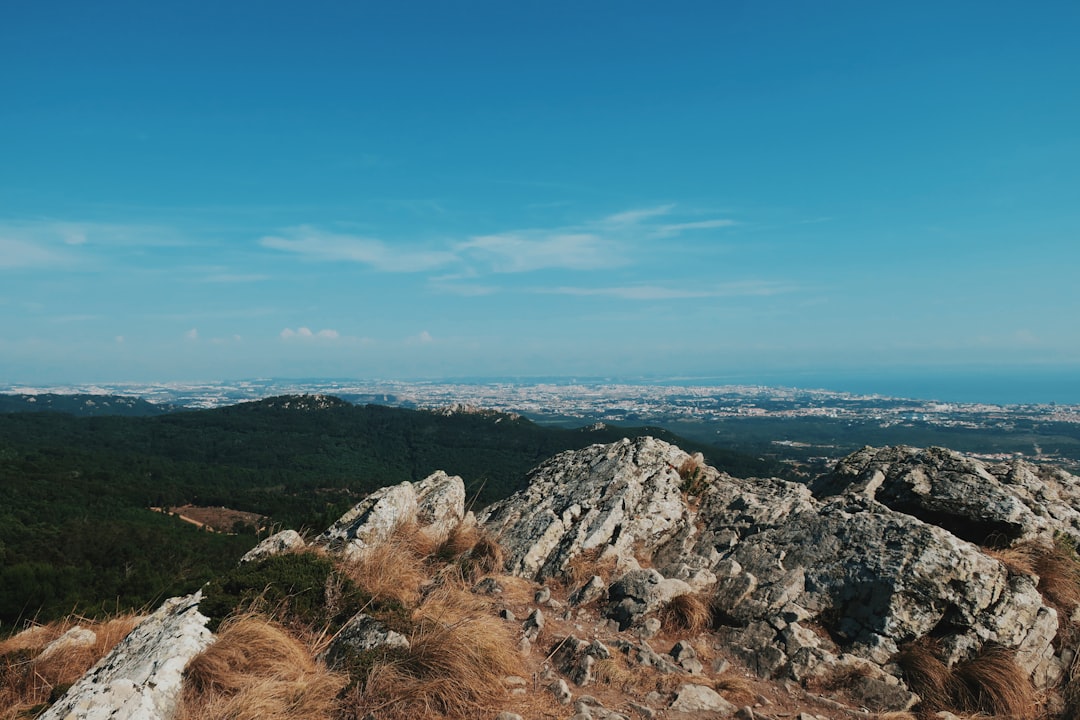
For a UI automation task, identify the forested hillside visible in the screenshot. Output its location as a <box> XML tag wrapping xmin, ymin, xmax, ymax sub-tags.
<box><xmin>0</xmin><ymin>394</ymin><xmax>784</xmax><ymax>629</ymax></box>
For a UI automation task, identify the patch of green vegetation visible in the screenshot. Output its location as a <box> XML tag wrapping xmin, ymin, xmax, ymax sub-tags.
<box><xmin>200</xmin><ymin>552</ymin><xmax>364</xmax><ymax>632</ymax></box>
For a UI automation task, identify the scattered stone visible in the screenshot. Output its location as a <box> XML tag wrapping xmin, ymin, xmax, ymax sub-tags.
<box><xmin>571</xmin><ymin>575</ymin><xmax>609</xmax><ymax>606</ymax></box>
<box><xmin>628</xmin><ymin>701</ymin><xmax>657</xmax><ymax>719</ymax></box>
<box><xmin>473</xmin><ymin>577</ymin><xmax>504</xmax><ymax>595</ymax></box>
<box><xmin>549</xmin><ymin>678</ymin><xmax>573</xmax><ymax>705</ymax></box>
<box><xmin>499</xmin><ymin>608</ymin><xmax>516</xmax><ymax>622</ymax></box>
<box><xmin>495</xmin><ymin>713</ymin><xmax>524</xmax><ymax>720</ymax></box>
<box><xmin>669</xmin><ymin>683</ymin><xmax>738</xmax><ymax>715</ymax></box>
<box><xmin>523</xmin><ymin>608</ymin><xmax>545</xmax><ymax>641</ymax></box>
<box><xmin>535</xmin><ymin>586</ymin><xmax>552</xmax><ymax>603</ymax></box>
<box><xmin>735</xmin><ymin>707</ymin><xmax>755</xmax><ymax>720</ymax></box>
<box><xmin>636</xmin><ymin>617</ymin><xmax>662</xmax><ymax>639</ymax></box>
<box><xmin>38</xmin><ymin>626</ymin><xmax>98</xmax><ymax>662</ymax></box>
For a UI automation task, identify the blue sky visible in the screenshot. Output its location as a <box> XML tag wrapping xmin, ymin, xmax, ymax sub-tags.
<box><xmin>2</xmin><ymin>1</ymin><xmax>1078</xmax><ymax>387</ymax></box>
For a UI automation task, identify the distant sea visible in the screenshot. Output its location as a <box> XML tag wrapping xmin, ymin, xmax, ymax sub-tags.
<box><xmin>701</xmin><ymin>368</ymin><xmax>1080</xmax><ymax>405</ymax></box>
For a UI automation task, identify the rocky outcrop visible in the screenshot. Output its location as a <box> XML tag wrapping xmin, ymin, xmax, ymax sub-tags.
<box><xmin>40</xmin><ymin>592</ymin><xmax>213</xmax><ymax>720</ymax></box>
<box><xmin>37</xmin><ymin>435</ymin><xmax>1080</xmax><ymax>718</ymax></box>
<box><xmin>318</xmin><ymin>470</ymin><xmax>466</xmax><ymax>559</ymax></box>
<box><xmin>481</xmin><ymin>437</ymin><xmax>1080</xmax><ymax>701</ymax></box>
<box><xmin>479</xmin><ymin>438</ymin><xmax>697</xmax><ymax>581</ymax></box>
<box><xmin>810</xmin><ymin>445</ymin><xmax>1080</xmax><ymax>546</ymax></box>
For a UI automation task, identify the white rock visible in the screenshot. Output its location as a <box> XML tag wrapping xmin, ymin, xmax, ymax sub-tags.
<box><xmin>40</xmin><ymin>592</ymin><xmax>213</xmax><ymax>720</ymax></box>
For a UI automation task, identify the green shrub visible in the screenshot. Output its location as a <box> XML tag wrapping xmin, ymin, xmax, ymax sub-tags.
<box><xmin>200</xmin><ymin>552</ymin><xmax>362</xmax><ymax>632</ymax></box>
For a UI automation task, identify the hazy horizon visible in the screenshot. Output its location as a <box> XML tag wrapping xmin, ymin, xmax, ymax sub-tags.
<box><xmin>3</xmin><ymin>3</ymin><xmax>1078</xmax><ymax>387</ymax></box>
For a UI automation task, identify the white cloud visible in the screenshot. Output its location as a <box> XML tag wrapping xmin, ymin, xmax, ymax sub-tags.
<box><xmin>457</xmin><ymin>232</ymin><xmax>622</xmax><ymax>272</ymax></box>
<box><xmin>185</xmin><ymin>328</ymin><xmax>199</xmax><ymax>340</ymax></box>
<box><xmin>280</xmin><ymin>327</ymin><xmax>340</xmax><ymax>341</ymax></box>
<box><xmin>654</xmin><ymin>219</ymin><xmax>737</xmax><ymax>238</ymax></box>
<box><xmin>544</xmin><ymin>281</ymin><xmax>795</xmax><ymax>300</ymax></box>
<box><xmin>0</xmin><ymin>219</ymin><xmax>195</xmax><ymax>271</ymax></box>
<box><xmin>115</xmin><ymin>335</ymin><xmax>125</xmax><ymax>344</ymax></box>
<box><xmin>602</xmin><ymin>205</ymin><xmax>675</xmax><ymax>226</ymax></box>
<box><xmin>0</xmin><ymin>236</ymin><xmax>76</xmax><ymax>269</ymax></box>
<box><xmin>407</xmin><ymin>330</ymin><xmax>434</xmax><ymax>344</ymax></box>
<box><xmin>261</xmin><ymin>227</ymin><xmax>455</xmax><ymax>272</ymax></box>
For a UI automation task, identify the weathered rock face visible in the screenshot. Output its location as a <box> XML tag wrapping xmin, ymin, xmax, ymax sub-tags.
<box><xmin>810</xmin><ymin>445</ymin><xmax>1080</xmax><ymax>546</ymax></box>
<box><xmin>481</xmin><ymin>438</ymin><xmax>1080</xmax><ymax>697</ymax></box>
<box><xmin>479</xmin><ymin>437</ymin><xmax>696</xmax><ymax>581</ymax></box>
<box><xmin>40</xmin><ymin>592</ymin><xmax>213</xmax><ymax>720</ymax></box>
<box><xmin>318</xmin><ymin>470</ymin><xmax>466</xmax><ymax>558</ymax></box>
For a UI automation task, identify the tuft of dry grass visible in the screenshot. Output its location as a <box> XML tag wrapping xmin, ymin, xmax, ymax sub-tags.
<box><xmin>0</xmin><ymin>614</ymin><xmax>140</xmax><ymax>720</ymax></box>
<box><xmin>177</xmin><ymin>614</ymin><xmax>346</xmax><ymax>720</ymax></box>
<box><xmin>984</xmin><ymin>543</ymin><xmax>1040</xmax><ymax>578</ymax></box>
<box><xmin>803</xmin><ymin>662</ymin><xmax>874</xmax><ymax>694</ymax></box>
<box><xmin>893</xmin><ymin>637</ymin><xmax>951</xmax><ymax>712</ymax></box>
<box><xmin>336</xmin><ymin>526</ymin><xmax>429</xmax><ymax>608</ymax></box>
<box><xmin>713</xmin><ymin>669</ymin><xmax>756</xmax><ymax>705</ymax></box>
<box><xmin>591</xmin><ymin>656</ymin><xmax>639</xmax><ymax>690</ymax></box>
<box><xmin>658</xmin><ymin>593</ymin><xmax>712</xmax><ymax>636</ymax></box>
<box><xmin>1032</xmin><ymin>538</ymin><xmax>1080</xmax><ymax>625</ymax></box>
<box><xmin>565</xmin><ymin>546</ymin><xmax>618</xmax><ymax>587</ymax></box>
<box><xmin>947</xmin><ymin>644</ymin><xmax>1036</xmax><ymax>720</ymax></box>
<box><xmin>435</xmin><ymin>521</ymin><xmax>480</xmax><ymax>560</ymax></box>
<box><xmin>347</xmin><ymin>583</ymin><xmax>523</xmax><ymax>719</ymax></box>
<box><xmin>895</xmin><ymin>639</ymin><xmax>1036</xmax><ymax>720</ymax></box>
<box><xmin>458</xmin><ymin>533</ymin><xmax>505</xmax><ymax>580</ymax></box>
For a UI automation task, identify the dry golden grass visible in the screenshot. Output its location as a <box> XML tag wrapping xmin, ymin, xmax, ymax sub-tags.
<box><xmin>177</xmin><ymin>614</ymin><xmax>346</xmax><ymax>720</ymax></box>
<box><xmin>948</xmin><ymin>645</ymin><xmax>1036</xmax><ymax>720</ymax></box>
<box><xmin>0</xmin><ymin>614</ymin><xmax>140</xmax><ymax>720</ymax></box>
<box><xmin>895</xmin><ymin>639</ymin><xmax>1036</xmax><ymax>720</ymax></box>
<box><xmin>804</xmin><ymin>661</ymin><xmax>874</xmax><ymax>694</ymax></box>
<box><xmin>985</xmin><ymin>543</ymin><xmax>1040</xmax><ymax>578</ymax></box>
<box><xmin>435</xmin><ymin>521</ymin><xmax>481</xmax><ymax>560</ymax></box>
<box><xmin>894</xmin><ymin>637</ymin><xmax>951</xmax><ymax>712</ymax></box>
<box><xmin>336</xmin><ymin>529</ymin><xmax>428</xmax><ymax>608</ymax></box>
<box><xmin>459</xmin><ymin>533</ymin><xmax>505</xmax><ymax>580</ymax></box>
<box><xmin>658</xmin><ymin>592</ymin><xmax>712</xmax><ymax>636</ymax></box>
<box><xmin>565</xmin><ymin>546</ymin><xmax>618</xmax><ymax>587</ymax></box>
<box><xmin>874</xmin><ymin>713</ymin><xmax>918</xmax><ymax>720</ymax></box>
<box><xmin>1032</xmin><ymin>538</ymin><xmax>1080</xmax><ymax>623</ymax></box>
<box><xmin>346</xmin><ymin>583</ymin><xmax>523</xmax><ymax>719</ymax></box>
<box><xmin>591</xmin><ymin>656</ymin><xmax>639</xmax><ymax>690</ymax></box>
<box><xmin>713</xmin><ymin>669</ymin><xmax>756</xmax><ymax>704</ymax></box>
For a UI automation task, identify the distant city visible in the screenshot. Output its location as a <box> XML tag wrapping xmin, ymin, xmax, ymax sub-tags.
<box><xmin>4</xmin><ymin>377</ymin><xmax>1078</xmax><ymax>470</ymax></box>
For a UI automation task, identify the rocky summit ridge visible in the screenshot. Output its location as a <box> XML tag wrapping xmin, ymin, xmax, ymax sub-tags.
<box><xmin>20</xmin><ymin>436</ymin><xmax>1080</xmax><ymax>719</ymax></box>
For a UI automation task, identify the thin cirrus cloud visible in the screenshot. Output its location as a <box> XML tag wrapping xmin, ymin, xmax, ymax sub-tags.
<box><xmin>1</xmin><ymin>219</ymin><xmax>197</xmax><ymax>270</ymax></box>
<box><xmin>600</xmin><ymin>204</ymin><xmax>677</xmax><ymax>226</ymax></box>
<box><xmin>455</xmin><ymin>232</ymin><xmax>623</xmax><ymax>273</ymax></box>
<box><xmin>259</xmin><ymin>205</ymin><xmax>735</xmax><ymax>271</ymax></box>
<box><xmin>653</xmin><ymin>219</ymin><xmax>738</xmax><ymax>238</ymax></box>
<box><xmin>543</xmin><ymin>281</ymin><xmax>796</xmax><ymax>300</ymax></box>
<box><xmin>260</xmin><ymin>227</ymin><xmax>456</xmax><ymax>272</ymax></box>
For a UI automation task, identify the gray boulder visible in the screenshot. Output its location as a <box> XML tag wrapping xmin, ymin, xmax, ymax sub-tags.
<box><xmin>239</xmin><ymin>528</ymin><xmax>305</xmax><ymax>563</ymax></box>
<box><xmin>318</xmin><ymin>470</ymin><xmax>465</xmax><ymax>559</ymax></box>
